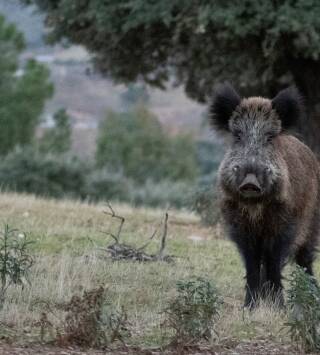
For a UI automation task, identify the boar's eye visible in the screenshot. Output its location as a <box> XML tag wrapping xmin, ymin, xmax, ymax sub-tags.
<box><xmin>266</xmin><ymin>134</ymin><xmax>275</xmax><ymax>143</ymax></box>
<box><xmin>233</xmin><ymin>165</ymin><xmax>240</xmax><ymax>173</ymax></box>
<box><xmin>233</xmin><ymin>130</ymin><xmax>242</xmax><ymax>142</ymax></box>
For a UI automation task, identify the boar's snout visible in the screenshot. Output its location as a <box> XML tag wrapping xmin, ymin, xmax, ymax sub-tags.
<box><xmin>239</xmin><ymin>173</ymin><xmax>262</xmax><ymax>198</ymax></box>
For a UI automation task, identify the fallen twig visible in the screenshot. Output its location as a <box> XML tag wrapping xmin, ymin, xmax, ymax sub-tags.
<box><xmin>103</xmin><ymin>201</ymin><xmax>125</xmax><ymax>244</ymax></box>
<box><xmin>158</xmin><ymin>212</ymin><xmax>168</xmax><ymax>261</ymax></box>
<box><xmin>100</xmin><ymin>203</ymin><xmax>174</xmax><ymax>263</ymax></box>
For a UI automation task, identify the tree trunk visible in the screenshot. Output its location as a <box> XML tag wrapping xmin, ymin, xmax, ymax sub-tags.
<box><xmin>288</xmin><ymin>57</ymin><xmax>320</xmax><ymax>157</ymax></box>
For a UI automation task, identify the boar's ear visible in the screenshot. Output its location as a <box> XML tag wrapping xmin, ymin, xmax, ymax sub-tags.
<box><xmin>209</xmin><ymin>83</ymin><xmax>241</xmax><ymax>131</ymax></box>
<box><xmin>271</xmin><ymin>86</ymin><xmax>303</xmax><ymax>130</ymax></box>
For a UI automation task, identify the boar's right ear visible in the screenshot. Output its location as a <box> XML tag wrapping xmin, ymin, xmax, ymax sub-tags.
<box><xmin>209</xmin><ymin>83</ymin><xmax>241</xmax><ymax>131</ymax></box>
<box><xmin>271</xmin><ymin>86</ymin><xmax>303</xmax><ymax>130</ymax></box>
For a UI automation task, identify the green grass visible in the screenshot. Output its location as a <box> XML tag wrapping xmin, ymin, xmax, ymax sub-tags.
<box><xmin>0</xmin><ymin>192</ymin><xmax>315</xmax><ymax>350</ymax></box>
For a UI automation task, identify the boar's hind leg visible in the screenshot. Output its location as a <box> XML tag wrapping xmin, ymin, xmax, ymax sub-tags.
<box><xmin>295</xmin><ymin>245</ymin><xmax>316</xmax><ymax>276</ymax></box>
<box><xmin>295</xmin><ymin>209</ymin><xmax>320</xmax><ymax>277</ymax></box>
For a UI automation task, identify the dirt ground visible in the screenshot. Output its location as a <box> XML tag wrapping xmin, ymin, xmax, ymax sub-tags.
<box><xmin>0</xmin><ymin>341</ymin><xmax>307</xmax><ymax>355</ymax></box>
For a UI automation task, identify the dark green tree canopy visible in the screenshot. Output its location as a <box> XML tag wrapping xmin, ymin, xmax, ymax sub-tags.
<box><xmin>24</xmin><ymin>1</ymin><xmax>320</xmax><ymax>98</ymax></box>
<box><xmin>24</xmin><ymin>0</ymin><xmax>320</xmax><ymax>153</ymax></box>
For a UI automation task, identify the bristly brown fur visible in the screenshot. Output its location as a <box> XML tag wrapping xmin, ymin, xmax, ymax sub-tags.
<box><xmin>211</xmin><ymin>84</ymin><xmax>320</xmax><ymax>308</ymax></box>
<box><xmin>274</xmin><ymin>135</ymin><xmax>320</xmax><ymax>248</ymax></box>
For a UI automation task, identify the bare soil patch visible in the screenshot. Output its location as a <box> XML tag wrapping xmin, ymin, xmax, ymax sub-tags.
<box><xmin>0</xmin><ymin>341</ymin><xmax>307</xmax><ymax>355</ymax></box>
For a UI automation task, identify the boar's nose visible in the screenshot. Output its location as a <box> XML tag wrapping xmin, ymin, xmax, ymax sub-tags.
<box><xmin>239</xmin><ymin>173</ymin><xmax>262</xmax><ymax>194</ymax></box>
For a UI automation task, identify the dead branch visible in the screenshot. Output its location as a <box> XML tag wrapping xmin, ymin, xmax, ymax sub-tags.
<box><xmin>103</xmin><ymin>201</ymin><xmax>125</xmax><ymax>244</ymax></box>
<box><xmin>137</xmin><ymin>227</ymin><xmax>158</xmax><ymax>251</ymax></box>
<box><xmin>157</xmin><ymin>212</ymin><xmax>168</xmax><ymax>261</ymax></box>
<box><xmin>99</xmin><ymin>230</ymin><xmax>119</xmax><ymax>244</ymax></box>
<box><xmin>100</xmin><ymin>204</ymin><xmax>174</xmax><ymax>263</ymax></box>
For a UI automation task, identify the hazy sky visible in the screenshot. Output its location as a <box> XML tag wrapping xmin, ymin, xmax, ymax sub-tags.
<box><xmin>0</xmin><ymin>0</ymin><xmax>44</xmax><ymax>48</ymax></box>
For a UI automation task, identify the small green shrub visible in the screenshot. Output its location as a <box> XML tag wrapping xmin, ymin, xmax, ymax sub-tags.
<box><xmin>286</xmin><ymin>266</ymin><xmax>320</xmax><ymax>352</ymax></box>
<box><xmin>163</xmin><ymin>277</ymin><xmax>222</xmax><ymax>345</ymax></box>
<box><xmin>0</xmin><ymin>224</ymin><xmax>34</xmax><ymax>304</ymax></box>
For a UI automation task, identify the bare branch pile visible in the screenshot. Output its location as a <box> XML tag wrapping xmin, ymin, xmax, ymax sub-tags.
<box><xmin>100</xmin><ymin>203</ymin><xmax>174</xmax><ymax>263</ymax></box>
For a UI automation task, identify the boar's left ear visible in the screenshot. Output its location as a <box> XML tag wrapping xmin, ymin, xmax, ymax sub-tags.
<box><xmin>271</xmin><ymin>86</ymin><xmax>303</xmax><ymax>130</ymax></box>
<box><xmin>209</xmin><ymin>83</ymin><xmax>241</xmax><ymax>131</ymax></box>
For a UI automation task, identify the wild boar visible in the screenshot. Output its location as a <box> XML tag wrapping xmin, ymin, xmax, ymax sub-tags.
<box><xmin>209</xmin><ymin>84</ymin><xmax>320</xmax><ymax>308</ymax></box>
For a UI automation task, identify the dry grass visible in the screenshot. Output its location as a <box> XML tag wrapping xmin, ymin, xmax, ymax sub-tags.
<box><xmin>0</xmin><ymin>192</ymin><xmax>315</xmax><ymax>349</ymax></box>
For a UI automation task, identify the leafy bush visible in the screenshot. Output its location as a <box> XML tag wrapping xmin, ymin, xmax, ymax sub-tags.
<box><xmin>130</xmin><ymin>180</ymin><xmax>193</xmax><ymax>209</ymax></box>
<box><xmin>85</xmin><ymin>169</ymin><xmax>132</xmax><ymax>202</ymax></box>
<box><xmin>0</xmin><ymin>148</ymin><xmax>193</xmax><ymax>209</ymax></box>
<box><xmin>0</xmin><ymin>224</ymin><xmax>34</xmax><ymax>304</ymax></box>
<box><xmin>86</xmin><ymin>171</ymin><xmax>193</xmax><ymax>209</ymax></box>
<box><xmin>286</xmin><ymin>266</ymin><xmax>320</xmax><ymax>352</ymax></box>
<box><xmin>163</xmin><ymin>277</ymin><xmax>222</xmax><ymax>344</ymax></box>
<box><xmin>0</xmin><ymin>148</ymin><xmax>88</xmax><ymax>199</ymax></box>
<box><xmin>96</xmin><ymin>106</ymin><xmax>198</xmax><ymax>183</ymax></box>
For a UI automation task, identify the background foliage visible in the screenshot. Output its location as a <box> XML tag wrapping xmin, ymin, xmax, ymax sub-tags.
<box><xmin>0</xmin><ymin>14</ymin><xmax>53</xmax><ymax>155</ymax></box>
<box><xmin>96</xmin><ymin>105</ymin><xmax>198</xmax><ymax>183</ymax></box>
<box><xmin>0</xmin><ymin>10</ymin><xmax>222</xmax><ymax>219</ymax></box>
<box><xmin>23</xmin><ymin>0</ymin><xmax>320</xmax><ymax>154</ymax></box>
<box><xmin>39</xmin><ymin>108</ymin><xmax>72</xmax><ymax>154</ymax></box>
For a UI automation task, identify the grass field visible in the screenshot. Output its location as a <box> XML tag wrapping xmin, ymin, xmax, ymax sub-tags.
<box><xmin>0</xmin><ymin>192</ymin><xmax>316</xmax><ymax>353</ymax></box>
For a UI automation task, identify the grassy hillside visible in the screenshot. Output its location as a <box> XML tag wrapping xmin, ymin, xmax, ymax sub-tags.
<box><xmin>0</xmin><ymin>193</ymin><xmax>315</xmax><ymax>353</ymax></box>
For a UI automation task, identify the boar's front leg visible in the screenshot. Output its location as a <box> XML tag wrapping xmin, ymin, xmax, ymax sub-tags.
<box><xmin>230</xmin><ymin>230</ymin><xmax>263</xmax><ymax>309</ymax></box>
<box><xmin>263</xmin><ymin>233</ymin><xmax>292</xmax><ymax>307</ymax></box>
<box><xmin>263</xmin><ymin>248</ymin><xmax>284</xmax><ymax>307</ymax></box>
<box><xmin>242</xmin><ymin>244</ymin><xmax>263</xmax><ymax>309</ymax></box>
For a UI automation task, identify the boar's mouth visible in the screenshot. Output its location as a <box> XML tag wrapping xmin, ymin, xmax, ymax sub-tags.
<box><xmin>239</xmin><ymin>174</ymin><xmax>262</xmax><ymax>198</ymax></box>
<box><xmin>239</xmin><ymin>188</ymin><xmax>262</xmax><ymax>198</ymax></box>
